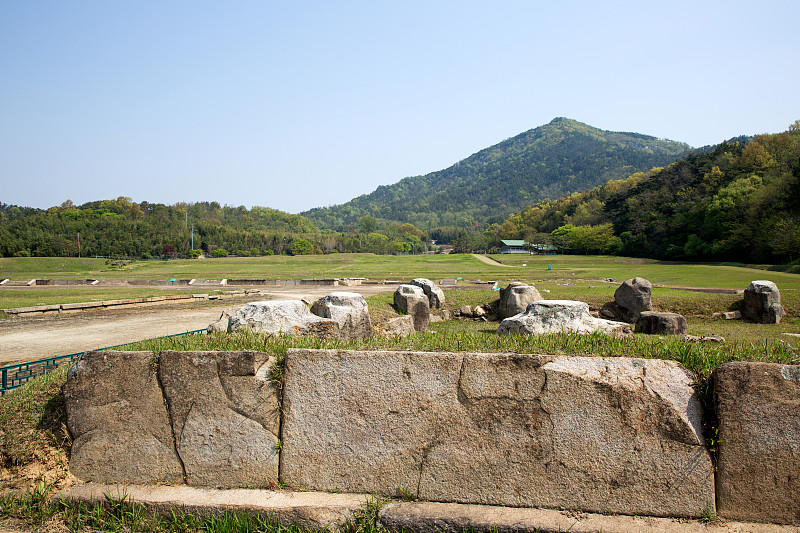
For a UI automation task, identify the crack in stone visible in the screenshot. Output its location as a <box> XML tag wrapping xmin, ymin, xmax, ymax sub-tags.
<box><xmin>157</xmin><ymin>355</ymin><xmax>188</xmax><ymax>482</ymax></box>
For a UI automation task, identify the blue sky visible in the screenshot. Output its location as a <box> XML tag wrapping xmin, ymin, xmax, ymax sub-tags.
<box><xmin>2</xmin><ymin>1</ymin><xmax>798</xmax><ymax>214</ymax></box>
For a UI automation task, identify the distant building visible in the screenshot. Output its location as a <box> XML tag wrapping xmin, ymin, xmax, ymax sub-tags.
<box><xmin>500</xmin><ymin>240</ymin><xmax>530</xmax><ymax>254</ymax></box>
<box><xmin>500</xmin><ymin>240</ymin><xmax>558</xmax><ymax>254</ymax></box>
<box><xmin>531</xmin><ymin>243</ymin><xmax>559</xmax><ymax>255</ymax></box>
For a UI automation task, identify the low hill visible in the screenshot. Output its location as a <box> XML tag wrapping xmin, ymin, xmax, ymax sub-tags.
<box><xmin>303</xmin><ymin>118</ymin><xmax>691</xmax><ymax>230</ymax></box>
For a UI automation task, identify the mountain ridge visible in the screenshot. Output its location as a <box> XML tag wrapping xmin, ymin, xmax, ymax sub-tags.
<box><xmin>303</xmin><ymin>118</ymin><xmax>692</xmax><ymax>230</ymax></box>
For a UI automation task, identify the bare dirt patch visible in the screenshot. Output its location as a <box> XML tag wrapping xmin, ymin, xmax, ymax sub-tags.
<box><xmin>0</xmin><ymin>285</ymin><xmax>395</xmax><ymax>366</ymax></box>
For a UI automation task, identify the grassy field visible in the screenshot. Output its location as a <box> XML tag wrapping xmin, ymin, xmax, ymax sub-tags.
<box><xmin>3</xmin><ymin>253</ymin><xmax>800</xmax><ymax>288</ymax></box>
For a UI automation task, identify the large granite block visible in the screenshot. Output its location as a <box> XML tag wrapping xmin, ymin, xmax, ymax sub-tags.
<box><xmin>63</xmin><ymin>351</ymin><xmax>184</xmax><ymax>484</ymax></box>
<box><xmin>715</xmin><ymin>361</ymin><xmax>800</xmax><ymax>524</ymax></box>
<box><xmin>280</xmin><ymin>349</ymin><xmax>714</xmax><ymax>517</ymax></box>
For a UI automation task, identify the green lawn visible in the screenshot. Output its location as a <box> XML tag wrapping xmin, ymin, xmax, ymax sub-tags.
<box><xmin>3</xmin><ymin>254</ymin><xmax>799</xmax><ymax>289</ymax></box>
<box><xmin>2</xmin><ymin>254</ymin><xmax>799</xmax><ymax>316</ymax></box>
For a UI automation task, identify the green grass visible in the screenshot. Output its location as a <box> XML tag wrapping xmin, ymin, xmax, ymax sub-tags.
<box><xmin>3</xmin><ymin>253</ymin><xmax>800</xmax><ymax>311</ymax></box>
<box><xmin>0</xmin><ymin>286</ymin><xmax>208</xmax><ymax>310</ymax></box>
<box><xmin>3</xmin><ymin>254</ymin><xmax>800</xmax><ymax>290</ymax></box>
<box><xmin>488</xmin><ymin>254</ymin><xmax>800</xmax><ymax>290</ymax></box>
<box><xmin>1</xmin><ymin>485</ymin><xmax>381</xmax><ymax>532</ymax></box>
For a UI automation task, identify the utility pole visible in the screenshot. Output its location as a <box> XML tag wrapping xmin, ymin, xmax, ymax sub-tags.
<box><xmin>191</xmin><ymin>224</ymin><xmax>194</xmax><ymax>250</ymax></box>
<box><xmin>78</xmin><ymin>233</ymin><xmax>81</xmax><ymax>258</ymax></box>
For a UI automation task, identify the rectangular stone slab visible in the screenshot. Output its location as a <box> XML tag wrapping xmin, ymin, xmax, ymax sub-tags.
<box><xmin>715</xmin><ymin>362</ymin><xmax>800</xmax><ymax>524</ymax></box>
<box><xmin>281</xmin><ymin>349</ymin><xmax>714</xmax><ymax>518</ymax></box>
<box><xmin>63</xmin><ymin>484</ymin><xmax>367</xmax><ymax>531</ymax></box>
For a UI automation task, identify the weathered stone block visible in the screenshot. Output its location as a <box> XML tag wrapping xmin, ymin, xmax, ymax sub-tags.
<box><xmin>158</xmin><ymin>351</ymin><xmax>280</xmax><ymax>488</ymax></box>
<box><xmin>383</xmin><ymin>315</ymin><xmax>414</xmax><ymax>337</ymax></box>
<box><xmin>394</xmin><ymin>285</ymin><xmax>427</xmax><ymax>314</ymax></box>
<box><xmin>63</xmin><ymin>351</ymin><xmax>184</xmax><ymax>484</ymax></box>
<box><xmin>715</xmin><ymin>361</ymin><xmax>800</xmax><ymax>524</ymax></box>
<box><xmin>410</xmin><ymin>278</ymin><xmax>446</xmax><ymax>308</ymax></box>
<box><xmin>228</xmin><ymin>300</ymin><xmax>338</xmax><ymax>338</ymax></box>
<box><xmin>634</xmin><ymin>311</ymin><xmax>688</xmax><ymax>335</ymax></box>
<box><xmin>281</xmin><ymin>349</ymin><xmax>714</xmax><ymax>517</ymax></box>
<box><xmin>743</xmin><ymin>280</ymin><xmax>786</xmax><ymax>324</ymax></box>
<box><xmin>603</xmin><ymin>277</ymin><xmax>652</xmax><ymax>323</ymax></box>
<box><xmin>410</xmin><ymin>299</ymin><xmax>430</xmax><ymax>332</ymax></box>
<box><xmin>498</xmin><ymin>282</ymin><xmax>542</xmax><ymax>318</ymax></box>
<box><xmin>497</xmin><ymin>300</ymin><xmax>632</xmax><ymax>338</ymax></box>
<box><xmin>310</xmin><ymin>292</ymin><xmax>372</xmax><ymax>339</ymax></box>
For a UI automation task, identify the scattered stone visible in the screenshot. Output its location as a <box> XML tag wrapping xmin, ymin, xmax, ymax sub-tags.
<box><xmin>63</xmin><ymin>351</ymin><xmax>184</xmax><ymax>484</ymax></box>
<box><xmin>410</xmin><ymin>278</ymin><xmax>446</xmax><ymax>308</ymax></box>
<box><xmin>280</xmin><ymin>349</ymin><xmax>713</xmax><ymax>517</ymax></box>
<box><xmin>743</xmin><ymin>280</ymin><xmax>786</xmax><ymax>324</ymax></box>
<box><xmin>684</xmin><ymin>334</ymin><xmax>725</xmax><ymax>343</ymax></box>
<box><xmin>602</xmin><ymin>277</ymin><xmax>652</xmax><ymax>323</ymax></box>
<box><xmin>158</xmin><ymin>351</ymin><xmax>280</xmax><ymax>488</ymax></box>
<box><xmin>441</xmin><ymin>309</ymin><xmax>452</xmax><ymax>321</ymax></box>
<box><xmin>473</xmin><ymin>306</ymin><xmax>486</xmax><ymax>318</ymax></box>
<box><xmin>634</xmin><ymin>311</ymin><xmax>688</xmax><ymax>335</ymax></box>
<box><xmin>310</xmin><ymin>292</ymin><xmax>372</xmax><ymax>340</ymax></box>
<box><xmin>458</xmin><ymin>305</ymin><xmax>473</xmax><ymax>318</ymax></box>
<box><xmin>715</xmin><ymin>361</ymin><xmax>800</xmax><ymax>524</ymax></box>
<box><xmin>712</xmin><ymin>311</ymin><xmax>742</xmax><ymax>320</ymax></box>
<box><xmin>227</xmin><ymin>300</ymin><xmax>338</xmax><ymax>338</ymax></box>
<box><xmin>393</xmin><ymin>285</ymin><xmax>427</xmax><ymax>314</ymax></box>
<box><xmin>411</xmin><ymin>299</ymin><xmax>430</xmax><ymax>332</ymax></box>
<box><xmin>429</xmin><ymin>314</ymin><xmax>443</xmax><ymax>323</ymax></box>
<box><xmin>497</xmin><ymin>300</ymin><xmax>633</xmax><ymax>338</ymax></box>
<box><xmin>440</xmin><ymin>279</ymin><xmax>457</xmax><ymax>286</ymax></box>
<box><xmin>498</xmin><ymin>282</ymin><xmax>542</xmax><ymax>319</ymax></box>
<box><xmin>384</xmin><ymin>316</ymin><xmax>415</xmax><ymax>337</ymax></box>
<box><xmin>207</xmin><ymin>307</ymin><xmax>237</xmax><ymax>333</ymax></box>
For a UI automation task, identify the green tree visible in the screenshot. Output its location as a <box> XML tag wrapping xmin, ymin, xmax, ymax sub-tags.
<box><xmin>290</xmin><ymin>238</ymin><xmax>314</xmax><ymax>255</ymax></box>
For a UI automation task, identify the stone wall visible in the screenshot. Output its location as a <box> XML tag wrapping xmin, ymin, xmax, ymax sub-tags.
<box><xmin>62</xmin><ymin>349</ymin><xmax>800</xmax><ymax>524</ymax></box>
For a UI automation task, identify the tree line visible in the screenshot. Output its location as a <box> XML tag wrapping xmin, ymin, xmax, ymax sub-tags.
<box><xmin>0</xmin><ymin>199</ymin><xmax>432</xmax><ymax>258</ymax></box>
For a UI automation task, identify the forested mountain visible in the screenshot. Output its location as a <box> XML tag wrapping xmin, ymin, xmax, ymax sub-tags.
<box><xmin>0</xmin><ymin>198</ymin><xmax>433</xmax><ymax>258</ymax></box>
<box><xmin>482</xmin><ymin>122</ymin><xmax>800</xmax><ymax>263</ymax></box>
<box><xmin>303</xmin><ymin>118</ymin><xmax>692</xmax><ymax>231</ymax></box>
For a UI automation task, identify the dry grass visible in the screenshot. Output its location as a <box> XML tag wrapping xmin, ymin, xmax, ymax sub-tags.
<box><xmin>0</xmin><ymin>366</ymin><xmax>75</xmax><ymax>494</ymax></box>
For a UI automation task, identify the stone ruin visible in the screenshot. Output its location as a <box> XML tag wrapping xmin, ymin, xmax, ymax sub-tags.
<box><xmin>498</xmin><ymin>281</ymin><xmax>542</xmax><ymax>318</ymax></box>
<box><xmin>497</xmin><ymin>300</ymin><xmax>632</xmax><ymax>338</ymax></box>
<box><xmin>210</xmin><ymin>292</ymin><xmax>372</xmax><ymax>340</ymax></box>
<box><xmin>743</xmin><ymin>280</ymin><xmax>786</xmax><ymax>324</ymax></box>
<box><xmin>600</xmin><ymin>277</ymin><xmax>652</xmax><ymax>323</ymax></box>
<box><xmin>409</xmin><ymin>278</ymin><xmax>445</xmax><ymax>309</ymax></box>
<box><xmin>63</xmin><ymin>349</ymin><xmax>800</xmax><ymax>524</ymax></box>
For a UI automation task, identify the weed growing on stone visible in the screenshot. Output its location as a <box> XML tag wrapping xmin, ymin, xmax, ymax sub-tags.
<box><xmin>396</xmin><ymin>486</ymin><xmax>417</xmax><ymax>501</ymax></box>
<box><xmin>342</xmin><ymin>495</ymin><xmax>386</xmax><ymax>533</ymax></box>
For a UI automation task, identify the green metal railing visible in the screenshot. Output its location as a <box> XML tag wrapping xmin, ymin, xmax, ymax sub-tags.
<box><xmin>0</xmin><ymin>329</ymin><xmax>207</xmax><ymax>396</ymax></box>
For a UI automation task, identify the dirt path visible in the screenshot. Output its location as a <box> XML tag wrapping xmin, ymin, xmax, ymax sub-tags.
<box><xmin>0</xmin><ymin>285</ymin><xmax>395</xmax><ymax>366</ymax></box>
<box><xmin>471</xmin><ymin>254</ymin><xmax>514</xmax><ymax>267</ymax></box>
